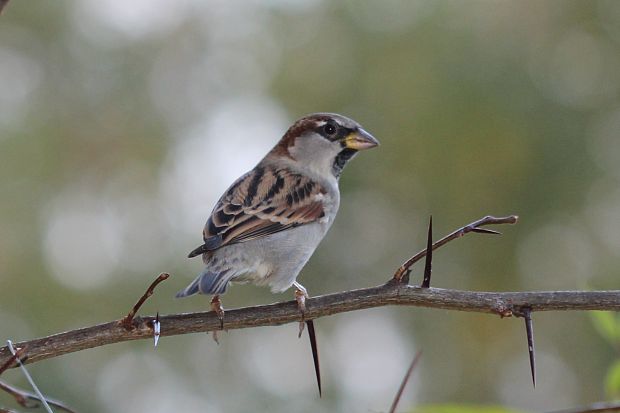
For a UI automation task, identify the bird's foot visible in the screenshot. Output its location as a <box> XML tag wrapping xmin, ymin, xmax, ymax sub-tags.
<box><xmin>294</xmin><ymin>282</ymin><xmax>309</xmax><ymax>338</ymax></box>
<box><xmin>210</xmin><ymin>295</ymin><xmax>224</xmax><ymax>344</ymax></box>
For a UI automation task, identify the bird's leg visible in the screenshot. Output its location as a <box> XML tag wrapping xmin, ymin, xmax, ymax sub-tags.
<box><xmin>293</xmin><ymin>281</ymin><xmax>309</xmax><ymax>337</ymax></box>
<box><xmin>210</xmin><ymin>295</ymin><xmax>224</xmax><ymax>344</ymax></box>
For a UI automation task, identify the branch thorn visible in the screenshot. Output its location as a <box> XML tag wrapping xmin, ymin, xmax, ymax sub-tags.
<box><xmin>421</xmin><ymin>216</ymin><xmax>433</xmax><ymax>288</ymax></box>
<box><xmin>306</xmin><ymin>320</ymin><xmax>321</xmax><ymax>398</ymax></box>
<box><xmin>471</xmin><ymin>228</ymin><xmax>502</xmax><ymax>235</ymax></box>
<box><xmin>521</xmin><ymin>307</ymin><xmax>536</xmax><ymax>388</ymax></box>
<box><xmin>153</xmin><ymin>312</ymin><xmax>161</xmax><ymax>348</ymax></box>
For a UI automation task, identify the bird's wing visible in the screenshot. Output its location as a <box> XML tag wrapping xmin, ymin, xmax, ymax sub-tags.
<box><xmin>188</xmin><ymin>166</ymin><xmax>326</xmax><ymax>257</ymax></box>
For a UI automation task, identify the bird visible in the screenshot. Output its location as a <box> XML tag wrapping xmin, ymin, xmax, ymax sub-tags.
<box><xmin>176</xmin><ymin>112</ymin><xmax>379</xmax><ymax>337</ymax></box>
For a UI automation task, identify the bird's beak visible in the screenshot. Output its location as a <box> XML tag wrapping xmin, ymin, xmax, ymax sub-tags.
<box><xmin>344</xmin><ymin>128</ymin><xmax>380</xmax><ymax>150</ymax></box>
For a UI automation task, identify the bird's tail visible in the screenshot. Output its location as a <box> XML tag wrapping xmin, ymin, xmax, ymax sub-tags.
<box><xmin>175</xmin><ymin>268</ymin><xmax>232</xmax><ymax>298</ymax></box>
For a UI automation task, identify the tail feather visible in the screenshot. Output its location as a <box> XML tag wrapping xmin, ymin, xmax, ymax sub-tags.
<box><xmin>175</xmin><ymin>277</ymin><xmax>200</xmax><ymax>298</ymax></box>
<box><xmin>175</xmin><ymin>268</ymin><xmax>232</xmax><ymax>298</ymax></box>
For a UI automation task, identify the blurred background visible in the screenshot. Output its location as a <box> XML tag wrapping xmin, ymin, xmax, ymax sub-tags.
<box><xmin>1</xmin><ymin>0</ymin><xmax>620</xmax><ymax>412</ymax></box>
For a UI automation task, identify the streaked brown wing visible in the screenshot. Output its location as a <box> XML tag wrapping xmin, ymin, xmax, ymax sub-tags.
<box><xmin>200</xmin><ymin>165</ymin><xmax>326</xmax><ymax>250</ymax></box>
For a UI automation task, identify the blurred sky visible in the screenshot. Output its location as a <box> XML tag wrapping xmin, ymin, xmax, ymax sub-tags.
<box><xmin>1</xmin><ymin>1</ymin><xmax>620</xmax><ymax>412</ymax></box>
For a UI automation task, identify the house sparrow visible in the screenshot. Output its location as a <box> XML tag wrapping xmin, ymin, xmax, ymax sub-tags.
<box><xmin>176</xmin><ymin>113</ymin><xmax>379</xmax><ymax>334</ymax></box>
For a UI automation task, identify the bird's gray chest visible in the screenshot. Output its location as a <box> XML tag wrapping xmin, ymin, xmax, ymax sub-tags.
<box><xmin>234</xmin><ymin>188</ymin><xmax>339</xmax><ymax>291</ymax></box>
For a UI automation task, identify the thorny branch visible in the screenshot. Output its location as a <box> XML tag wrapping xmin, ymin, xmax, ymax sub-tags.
<box><xmin>0</xmin><ymin>285</ymin><xmax>618</xmax><ymax>368</ymax></box>
<box><xmin>394</xmin><ymin>214</ymin><xmax>518</xmax><ymax>281</ymax></box>
<box><xmin>0</xmin><ymin>214</ymin><xmax>617</xmax><ymax>398</ymax></box>
<box><xmin>1</xmin><ymin>214</ymin><xmax>619</xmax><ymax>370</ymax></box>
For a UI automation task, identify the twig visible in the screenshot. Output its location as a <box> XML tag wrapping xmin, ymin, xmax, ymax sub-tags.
<box><xmin>0</xmin><ymin>287</ymin><xmax>618</xmax><ymax>369</ymax></box>
<box><xmin>6</xmin><ymin>341</ymin><xmax>52</xmax><ymax>413</ymax></box>
<box><xmin>547</xmin><ymin>402</ymin><xmax>620</xmax><ymax>413</ymax></box>
<box><xmin>389</xmin><ymin>350</ymin><xmax>422</xmax><ymax>413</ymax></box>
<box><xmin>121</xmin><ymin>273</ymin><xmax>169</xmax><ymax>330</ymax></box>
<box><xmin>394</xmin><ymin>215</ymin><xmax>518</xmax><ymax>281</ymax></box>
<box><xmin>0</xmin><ymin>380</ymin><xmax>77</xmax><ymax>413</ymax></box>
<box><xmin>0</xmin><ymin>347</ymin><xmax>25</xmax><ymax>377</ymax></box>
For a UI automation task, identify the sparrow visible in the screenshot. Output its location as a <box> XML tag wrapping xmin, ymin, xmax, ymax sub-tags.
<box><xmin>176</xmin><ymin>113</ymin><xmax>379</xmax><ymax>335</ymax></box>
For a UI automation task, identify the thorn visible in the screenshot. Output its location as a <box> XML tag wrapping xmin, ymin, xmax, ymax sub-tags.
<box><xmin>421</xmin><ymin>216</ymin><xmax>433</xmax><ymax>288</ymax></box>
<box><xmin>306</xmin><ymin>320</ymin><xmax>321</xmax><ymax>397</ymax></box>
<box><xmin>298</xmin><ymin>321</ymin><xmax>305</xmax><ymax>338</ymax></box>
<box><xmin>471</xmin><ymin>228</ymin><xmax>502</xmax><ymax>235</ymax></box>
<box><xmin>153</xmin><ymin>312</ymin><xmax>160</xmax><ymax>348</ymax></box>
<box><xmin>389</xmin><ymin>351</ymin><xmax>422</xmax><ymax>413</ymax></box>
<box><xmin>523</xmin><ymin>308</ymin><xmax>536</xmax><ymax>388</ymax></box>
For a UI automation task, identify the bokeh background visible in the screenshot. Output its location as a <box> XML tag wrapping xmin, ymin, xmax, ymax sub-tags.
<box><xmin>1</xmin><ymin>1</ymin><xmax>620</xmax><ymax>412</ymax></box>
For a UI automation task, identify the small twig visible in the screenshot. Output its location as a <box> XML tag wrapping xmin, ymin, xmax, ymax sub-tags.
<box><xmin>6</xmin><ymin>341</ymin><xmax>52</xmax><ymax>413</ymax></box>
<box><xmin>421</xmin><ymin>216</ymin><xmax>433</xmax><ymax>288</ymax></box>
<box><xmin>0</xmin><ymin>380</ymin><xmax>77</xmax><ymax>413</ymax></box>
<box><xmin>388</xmin><ymin>351</ymin><xmax>422</xmax><ymax>413</ymax></box>
<box><xmin>306</xmin><ymin>320</ymin><xmax>321</xmax><ymax>397</ymax></box>
<box><xmin>394</xmin><ymin>215</ymin><xmax>518</xmax><ymax>281</ymax></box>
<box><xmin>0</xmin><ymin>347</ymin><xmax>25</xmax><ymax>377</ymax></box>
<box><xmin>547</xmin><ymin>402</ymin><xmax>620</xmax><ymax>413</ymax></box>
<box><xmin>121</xmin><ymin>273</ymin><xmax>170</xmax><ymax>330</ymax></box>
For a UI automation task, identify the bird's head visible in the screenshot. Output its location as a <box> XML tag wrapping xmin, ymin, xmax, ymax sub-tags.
<box><xmin>270</xmin><ymin>113</ymin><xmax>379</xmax><ymax>178</ymax></box>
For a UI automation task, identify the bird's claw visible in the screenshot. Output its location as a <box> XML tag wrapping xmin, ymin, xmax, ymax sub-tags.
<box><xmin>294</xmin><ymin>284</ymin><xmax>309</xmax><ymax>338</ymax></box>
<box><xmin>210</xmin><ymin>295</ymin><xmax>225</xmax><ymax>344</ymax></box>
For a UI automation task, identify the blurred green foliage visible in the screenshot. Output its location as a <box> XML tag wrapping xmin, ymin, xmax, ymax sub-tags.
<box><xmin>590</xmin><ymin>311</ymin><xmax>620</xmax><ymax>398</ymax></box>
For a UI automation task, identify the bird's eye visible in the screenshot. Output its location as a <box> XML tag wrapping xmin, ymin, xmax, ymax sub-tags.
<box><xmin>323</xmin><ymin>123</ymin><xmax>337</xmax><ymax>136</ymax></box>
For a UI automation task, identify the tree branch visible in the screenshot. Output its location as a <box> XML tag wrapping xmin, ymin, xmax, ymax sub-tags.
<box><xmin>0</xmin><ymin>284</ymin><xmax>618</xmax><ymax>368</ymax></box>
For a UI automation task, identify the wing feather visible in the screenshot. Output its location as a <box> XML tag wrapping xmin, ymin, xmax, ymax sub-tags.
<box><xmin>189</xmin><ymin>165</ymin><xmax>326</xmax><ymax>256</ymax></box>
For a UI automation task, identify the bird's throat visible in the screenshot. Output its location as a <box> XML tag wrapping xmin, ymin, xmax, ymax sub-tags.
<box><xmin>332</xmin><ymin>148</ymin><xmax>357</xmax><ymax>178</ymax></box>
